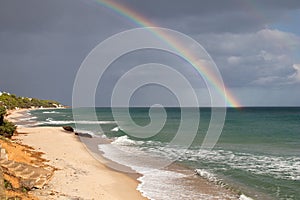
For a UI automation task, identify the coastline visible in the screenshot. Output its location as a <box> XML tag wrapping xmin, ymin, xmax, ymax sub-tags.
<box><xmin>4</xmin><ymin>109</ymin><xmax>148</xmax><ymax>199</ymax></box>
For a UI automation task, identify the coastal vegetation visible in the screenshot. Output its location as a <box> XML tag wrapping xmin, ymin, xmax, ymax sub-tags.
<box><xmin>0</xmin><ymin>92</ymin><xmax>62</xmax><ymax>110</ymax></box>
<box><xmin>0</xmin><ymin>92</ymin><xmax>62</xmax><ymax>137</ymax></box>
<box><xmin>0</xmin><ymin>106</ymin><xmax>16</xmax><ymax>138</ymax></box>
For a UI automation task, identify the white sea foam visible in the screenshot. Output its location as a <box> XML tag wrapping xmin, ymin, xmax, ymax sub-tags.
<box><xmin>36</xmin><ymin>120</ymin><xmax>115</xmax><ymax>125</ymax></box>
<box><xmin>98</xmin><ymin>142</ymin><xmax>238</xmax><ymax>200</ymax></box>
<box><xmin>194</xmin><ymin>169</ymin><xmax>218</xmax><ymax>182</ymax></box>
<box><xmin>111</xmin><ymin>126</ymin><xmax>120</xmax><ymax>132</ymax></box>
<box><xmin>137</xmin><ymin>169</ymin><xmax>193</xmax><ymax>200</ymax></box>
<box><xmin>99</xmin><ymin>135</ymin><xmax>300</xmax><ymax>198</ymax></box>
<box><xmin>73</xmin><ymin>129</ymin><xmax>96</xmax><ymax>137</ymax></box>
<box><xmin>101</xmin><ymin>134</ymin><xmax>108</xmax><ymax>139</ymax></box>
<box><xmin>142</xmin><ymin>145</ymin><xmax>300</xmax><ymax>181</ymax></box>
<box><xmin>98</xmin><ymin>144</ymin><xmax>191</xmax><ymax>200</ymax></box>
<box><xmin>239</xmin><ymin>194</ymin><xmax>254</xmax><ymax>200</ymax></box>
<box><xmin>111</xmin><ymin>135</ymin><xmax>144</xmax><ymax>146</ymax></box>
<box><xmin>137</xmin><ymin>170</ymin><xmax>238</xmax><ymax>200</ymax></box>
<box><xmin>42</xmin><ymin>111</ymin><xmax>60</xmax><ymax>114</ymax></box>
<box><xmin>19</xmin><ymin>116</ymin><xmax>37</xmax><ymax>121</ymax></box>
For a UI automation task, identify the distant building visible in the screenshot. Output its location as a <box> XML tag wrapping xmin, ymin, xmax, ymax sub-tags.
<box><xmin>1</xmin><ymin>92</ymin><xmax>10</xmax><ymax>95</ymax></box>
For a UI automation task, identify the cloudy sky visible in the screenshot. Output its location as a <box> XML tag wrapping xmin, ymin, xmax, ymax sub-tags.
<box><xmin>1</xmin><ymin>0</ymin><xmax>300</xmax><ymax>106</ymax></box>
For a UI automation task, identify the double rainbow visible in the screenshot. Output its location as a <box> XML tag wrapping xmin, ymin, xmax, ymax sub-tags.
<box><xmin>94</xmin><ymin>0</ymin><xmax>241</xmax><ymax>107</ymax></box>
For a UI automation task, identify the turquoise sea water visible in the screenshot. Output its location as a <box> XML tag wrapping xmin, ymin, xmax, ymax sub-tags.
<box><xmin>28</xmin><ymin>107</ymin><xmax>300</xmax><ymax>200</ymax></box>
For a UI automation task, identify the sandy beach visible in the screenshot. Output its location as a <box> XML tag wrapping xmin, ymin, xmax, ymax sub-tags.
<box><xmin>4</xmin><ymin>109</ymin><xmax>148</xmax><ymax>200</ymax></box>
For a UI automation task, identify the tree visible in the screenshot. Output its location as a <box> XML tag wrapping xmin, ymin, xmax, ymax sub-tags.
<box><xmin>0</xmin><ymin>106</ymin><xmax>6</xmax><ymax>125</ymax></box>
<box><xmin>0</xmin><ymin>121</ymin><xmax>16</xmax><ymax>138</ymax></box>
<box><xmin>0</xmin><ymin>106</ymin><xmax>16</xmax><ymax>137</ymax></box>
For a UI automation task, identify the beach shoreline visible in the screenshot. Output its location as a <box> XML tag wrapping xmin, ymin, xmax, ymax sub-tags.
<box><xmin>4</xmin><ymin>109</ymin><xmax>148</xmax><ymax>200</ymax></box>
<box><xmin>2</xmin><ymin>108</ymin><xmax>259</xmax><ymax>200</ymax></box>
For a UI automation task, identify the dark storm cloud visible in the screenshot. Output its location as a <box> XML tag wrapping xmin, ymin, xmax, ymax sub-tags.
<box><xmin>0</xmin><ymin>0</ymin><xmax>65</xmax><ymax>32</ymax></box>
<box><xmin>113</xmin><ymin>0</ymin><xmax>300</xmax><ymax>18</ymax></box>
<box><xmin>0</xmin><ymin>0</ymin><xmax>300</xmax><ymax>106</ymax></box>
<box><xmin>0</xmin><ymin>0</ymin><xmax>131</xmax><ymax>104</ymax></box>
<box><xmin>0</xmin><ymin>0</ymin><xmax>130</xmax><ymax>34</ymax></box>
<box><xmin>113</xmin><ymin>0</ymin><xmax>300</xmax><ymax>33</ymax></box>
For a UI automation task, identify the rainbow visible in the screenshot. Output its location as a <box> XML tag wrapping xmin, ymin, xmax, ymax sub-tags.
<box><xmin>94</xmin><ymin>0</ymin><xmax>241</xmax><ymax>107</ymax></box>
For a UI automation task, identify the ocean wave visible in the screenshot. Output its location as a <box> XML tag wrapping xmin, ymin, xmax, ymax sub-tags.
<box><xmin>194</xmin><ymin>168</ymin><xmax>229</xmax><ymax>188</ymax></box>
<box><xmin>19</xmin><ymin>116</ymin><xmax>37</xmax><ymax>121</ymax></box>
<box><xmin>194</xmin><ymin>169</ymin><xmax>219</xmax><ymax>183</ymax></box>
<box><xmin>98</xmin><ymin>142</ymin><xmax>238</xmax><ymax>200</ymax></box>
<box><xmin>36</xmin><ymin>120</ymin><xmax>115</xmax><ymax>125</ymax></box>
<box><xmin>42</xmin><ymin>111</ymin><xmax>60</xmax><ymax>114</ymax></box>
<box><xmin>239</xmin><ymin>194</ymin><xmax>254</xmax><ymax>200</ymax></box>
<box><xmin>111</xmin><ymin>126</ymin><xmax>120</xmax><ymax>132</ymax></box>
<box><xmin>144</xmin><ymin>146</ymin><xmax>300</xmax><ymax>181</ymax></box>
<box><xmin>73</xmin><ymin>129</ymin><xmax>96</xmax><ymax>137</ymax></box>
<box><xmin>100</xmin><ymin>144</ymin><xmax>189</xmax><ymax>199</ymax></box>
<box><xmin>137</xmin><ymin>169</ymin><xmax>192</xmax><ymax>200</ymax></box>
<box><xmin>111</xmin><ymin>135</ymin><xmax>144</xmax><ymax>146</ymax></box>
<box><xmin>101</xmin><ymin>134</ymin><xmax>108</xmax><ymax>139</ymax></box>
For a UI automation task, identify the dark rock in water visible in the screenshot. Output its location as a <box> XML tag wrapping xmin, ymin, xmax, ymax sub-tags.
<box><xmin>62</xmin><ymin>126</ymin><xmax>74</xmax><ymax>132</ymax></box>
<box><xmin>74</xmin><ymin>132</ymin><xmax>92</xmax><ymax>138</ymax></box>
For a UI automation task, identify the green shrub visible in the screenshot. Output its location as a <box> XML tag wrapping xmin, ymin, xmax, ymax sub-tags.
<box><xmin>0</xmin><ymin>106</ymin><xmax>6</xmax><ymax>116</ymax></box>
<box><xmin>4</xmin><ymin>179</ymin><xmax>13</xmax><ymax>190</ymax></box>
<box><xmin>0</xmin><ymin>106</ymin><xmax>6</xmax><ymax>125</ymax></box>
<box><xmin>0</xmin><ymin>120</ymin><xmax>16</xmax><ymax>138</ymax></box>
<box><xmin>0</xmin><ymin>93</ymin><xmax>61</xmax><ymax>109</ymax></box>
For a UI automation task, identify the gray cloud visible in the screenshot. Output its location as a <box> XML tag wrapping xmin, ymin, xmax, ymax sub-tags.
<box><xmin>194</xmin><ymin>29</ymin><xmax>300</xmax><ymax>87</ymax></box>
<box><xmin>0</xmin><ymin>0</ymin><xmax>66</xmax><ymax>32</ymax></box>
<box><xmin>0</xmin><ymin>0</ymin><xmax>131</xmax><ymax>103</ymax></box>
<box><xmin>113</xmin><ymin>0</ymin><xmax>300</xmax><ymax>18</ymax></box>
<box><xmin>0</xmin><ymin>0</ymin><xmax>300</xmax><ymax>106</ymax></box>
<box><xmin>113</xmin><ymin>0</ymin><xmax>300</xmax><ymax>33</ymax></box>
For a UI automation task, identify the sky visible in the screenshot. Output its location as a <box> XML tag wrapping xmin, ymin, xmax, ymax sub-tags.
<box><xmin>0</xmin><ymin>0</ymin><xmax>300</xmax><ymax>106</ymax></box>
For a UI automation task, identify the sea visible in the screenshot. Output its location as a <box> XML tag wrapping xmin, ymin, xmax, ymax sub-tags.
<box><xmin>21</xmin><ymin>107</ymin><xmax>300</xmax><ymax>200</ymax></box>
